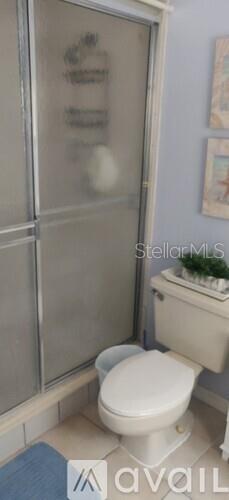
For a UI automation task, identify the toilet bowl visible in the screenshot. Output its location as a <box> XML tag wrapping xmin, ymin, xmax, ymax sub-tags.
<box><xmin>98</xmin><ymin>350</ymin><xmax>197</xmax><ymax>467</ymax></box>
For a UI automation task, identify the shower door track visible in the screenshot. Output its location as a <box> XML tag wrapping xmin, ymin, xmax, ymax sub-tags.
<box><xmin>24</xmin><ymin>0</ymin><xmax>158</xmax><ymax>391</ymax></box>
<box><xmin>63</xmin><ymin>0</ymin><xmax>160</xmax><ymax>24</ymax></box>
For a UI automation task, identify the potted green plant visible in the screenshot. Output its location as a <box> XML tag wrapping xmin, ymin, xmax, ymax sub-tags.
<box><xmin>178</xmin><ymin>253</ymin><xmax>229</xmax><ymax>293</ymax></box>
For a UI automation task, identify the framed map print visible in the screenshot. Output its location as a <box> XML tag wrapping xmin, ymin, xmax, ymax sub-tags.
<box><xmin>203</xmin><ymin>139</ymin><xmax>229</xmax><ymax>219</ymax></box>
<box><xmin>210</xmin><ymin>37</ymin><xmax>229</xmax><ymax>129</ymax></box>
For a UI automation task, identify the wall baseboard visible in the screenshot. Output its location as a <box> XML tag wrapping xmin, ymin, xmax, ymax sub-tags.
<box><xmin>194</xmin><ymin>384</ymin><xmax>228</xmax><ymax>415</ymax></box>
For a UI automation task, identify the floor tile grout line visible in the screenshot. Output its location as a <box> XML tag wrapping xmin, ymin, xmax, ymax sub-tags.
<box><xmin>173</xmin><ymin>445</ymin><xmax>212</xmax><ymax>490</ymax></box>
<box><xmin>103</xmin><ymin>446</ymin><xmax>121</xmax><ymax>461</ymax></box>
<box><xmin>90</xmin><ymin>445</ymin><xmax>122</xmax><ymax>472</ymax></box>
<box><xmin>173</xmin><ymin>441</ymin><xmax>224</xmax><ymax>497</ymax></box>
<box><xmin>173</xmin><ymin>431</ymin><xmax>224</xmax><ymax>488</ymax></box>
<box><xmin>153</xmin><ymin>435</ymin><xmax>220</xmax><ymax>493</ymax></box>
<box><xmin>79</xmin><ymin>411</ymin><xmax>108</xmax><ymax>434</ymax></box>
<box><xmin>76</xmin><ymin>411</ymin><xmax>120</xmax><ymax>461</ymax></box>
<box><xmin>212</xmin><ymin>431</ymin><xmax>225</xmax><ymax>447</ymax></box>
<box><xmin>186</xmin><ymin>440</ymin><xmax>217</xmax><ymax>470</ymax></box>
<box><xmin>79</xmin><ymin>409</ymin><xmax>119</xmax><ymax>440</ymax></box>
<box><xmin>162</xmin><ymin>492</ymin><xmax>191</xmax><ymax>500</ymax></box>
<box><xmin>192</xmin><ymin>428</ymin><xmax>225</xmax><ymax>449</ymax></box>
<box><xmin>79</xmin><ymin>410</ymin><xmax>105</xmax><ymax>433</ymax></box>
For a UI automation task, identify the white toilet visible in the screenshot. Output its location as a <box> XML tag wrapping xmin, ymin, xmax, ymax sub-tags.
<box><xmin>98</xmin><ymin>274</ymin><xmax>229</xmax><ymax>467</ymax></box>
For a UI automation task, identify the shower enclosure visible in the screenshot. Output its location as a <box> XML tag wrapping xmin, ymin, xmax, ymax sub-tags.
<box><xmin>0</xmin><ymin>0</ymin><xmax>158</xmax><ymax>415</ymax></box>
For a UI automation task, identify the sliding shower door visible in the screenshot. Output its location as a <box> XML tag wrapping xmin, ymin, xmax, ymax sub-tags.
<box><xmin>0</xmin><ymin>0</ymin><xmax>39</xmax><ymax>414</ymax></box>
<box><xmin>30</xmin><ymin>0</ymin><xmax>151</xmax><ymax>384</ymax></box>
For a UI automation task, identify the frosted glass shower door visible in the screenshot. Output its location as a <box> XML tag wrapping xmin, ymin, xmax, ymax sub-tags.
<box><xmin>0</xmin><ymin>0</ymin><xmax>39</xmax><ymax>414</ymax></box>
<box><xmin>31</xmin><ymin>0</ymin><xmax>151</xmax><ymax>383</ymax></box>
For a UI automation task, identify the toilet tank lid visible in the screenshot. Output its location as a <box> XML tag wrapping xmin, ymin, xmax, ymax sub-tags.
<box><xmin>151</xmin><ymin>275</ymin><xmax>229</xmax><ymax>319</ymax></box>
<box><xmin>100</xmin><ymin>350</ymin><xmax>195</xmax><ymax>417</ymax></box>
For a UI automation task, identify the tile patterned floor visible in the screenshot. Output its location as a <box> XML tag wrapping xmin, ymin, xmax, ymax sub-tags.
<box><xmin>1</xmin><ymin>397</ymin><xmax>227</xmax><ymax>499</ymax></box>
<box><xmin>37</xmin><ymin>413</ymin><xmax>119</xmax><ymax>462</ymax></box>
<box><xmin>37</xmin><ymin>397</ymin><xmax>228</xmax><ymax>499</ymax></box>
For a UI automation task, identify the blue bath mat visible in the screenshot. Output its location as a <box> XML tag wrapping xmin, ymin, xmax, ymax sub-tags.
<box><xmin>0</xmin><ymin>442</ymin><xmax>101</xmax><ymax>499</ymax></box>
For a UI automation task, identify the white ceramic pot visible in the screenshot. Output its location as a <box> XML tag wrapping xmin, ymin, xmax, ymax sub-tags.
<box><xmin>181</xmin><ymin>268</ymin><xmax>229</xmax><ymax>293</ymax></box>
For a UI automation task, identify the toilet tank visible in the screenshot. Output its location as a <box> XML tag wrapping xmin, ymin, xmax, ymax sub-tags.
<box><xmin>151</xmin><ymin>275</ymin><xmax>229</xmax><ymax>373</ymax></box>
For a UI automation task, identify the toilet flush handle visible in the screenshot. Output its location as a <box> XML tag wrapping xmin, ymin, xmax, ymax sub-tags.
<box><xmin>152</xmin><ymin>288</ymin><xmax>164</xmax><ymax>301</ymax></box>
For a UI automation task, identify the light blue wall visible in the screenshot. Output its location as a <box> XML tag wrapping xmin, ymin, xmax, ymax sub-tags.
<box><xmin>147</xmin><ymin>0</ymin><xmax>229</xmax><ymax>400</ymax></box>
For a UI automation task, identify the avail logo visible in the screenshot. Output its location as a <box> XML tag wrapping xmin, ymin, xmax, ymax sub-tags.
<box><xmin>67</xmin><ymin>460</ymin><xmax>107</xmax><ymax>500</ymax></box>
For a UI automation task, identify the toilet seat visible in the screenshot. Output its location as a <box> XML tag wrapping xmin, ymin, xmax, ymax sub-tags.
<box><xmin>100</xmin><ymin>350</ymin><xmax>195</xmax><ymax>418</ymax></box>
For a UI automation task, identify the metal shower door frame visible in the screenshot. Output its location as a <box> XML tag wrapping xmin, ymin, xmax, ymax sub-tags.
<box><xmin>26</xmin><ymin>0</ymin><xmax>158</xmax><ymax>391</ymax></box>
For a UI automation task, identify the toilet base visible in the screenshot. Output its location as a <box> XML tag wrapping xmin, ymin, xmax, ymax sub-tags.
<box><xmin>120</xmin><ymin>410</ymin><xmax>194</xmax><ymax>468</ymax></box>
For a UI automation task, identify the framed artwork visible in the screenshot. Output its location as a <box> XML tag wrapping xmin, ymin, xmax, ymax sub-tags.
<box><xmin>203</xmin><ymin>139</ymin><xmax>229</xmax><ymax>219</ymax></box>
<box><xmin>210</xmin><ymin>37</ymin><xmax>229</xmax><ymax>129</ymax></box>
